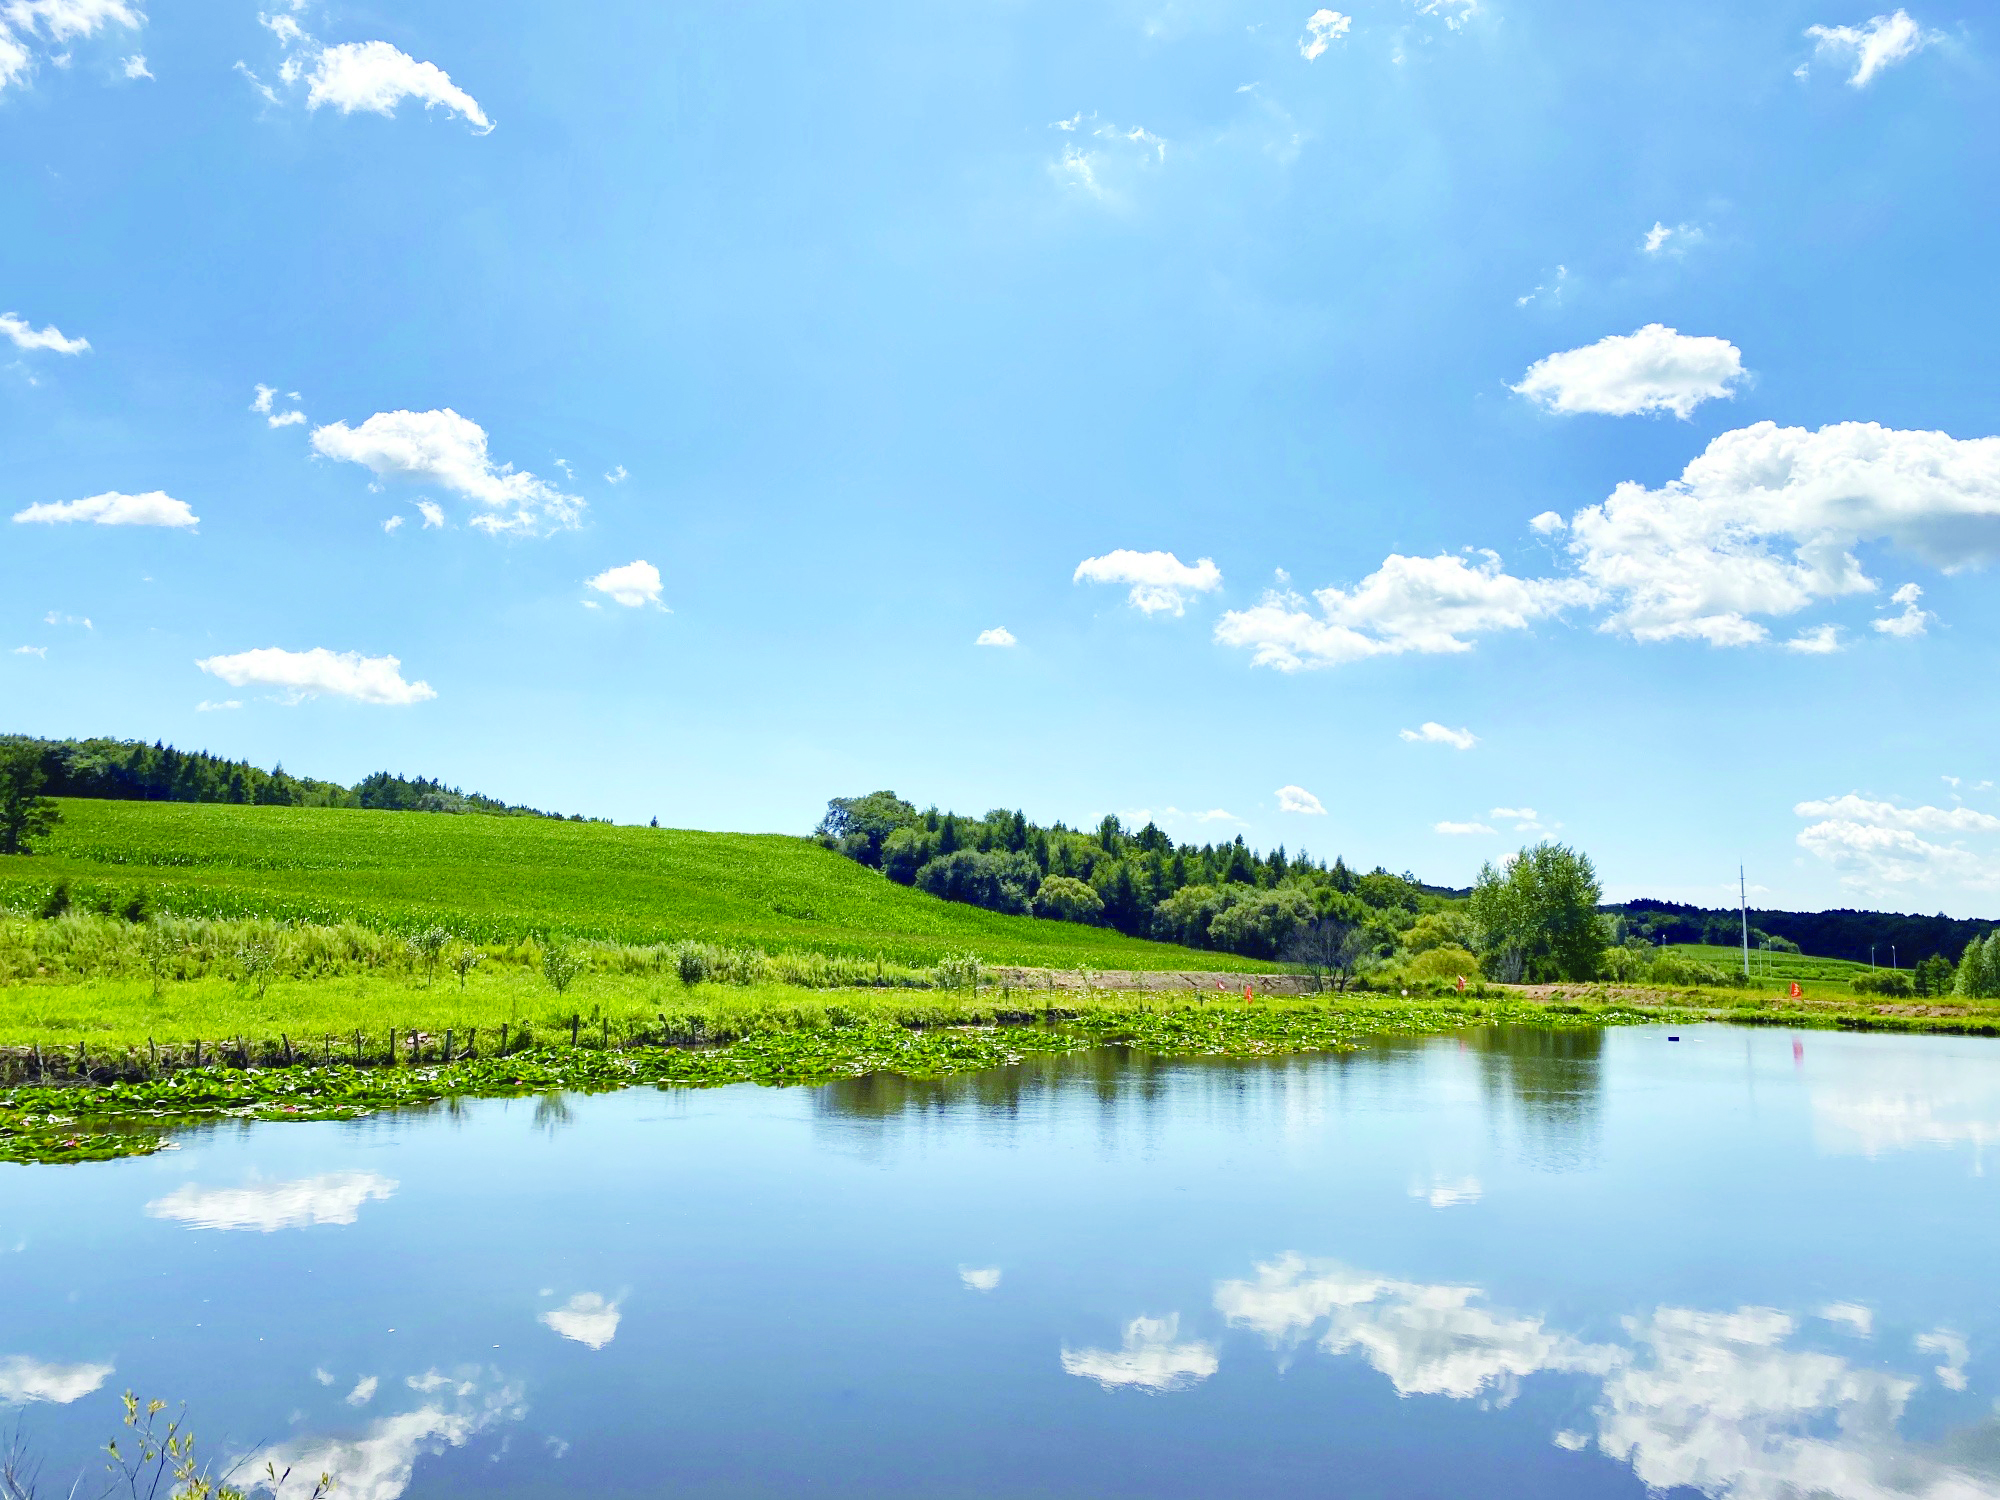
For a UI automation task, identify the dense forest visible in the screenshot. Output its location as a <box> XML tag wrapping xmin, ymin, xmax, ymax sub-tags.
<box><xmin>1606</xmin><ymin>898</ymin><xmax>1984</xmax><ymax>967</ymax></box>
<box><xmin>0</xmin><ymin>735</ymin><xmax>576</xmax><ymax>820</ymax></box>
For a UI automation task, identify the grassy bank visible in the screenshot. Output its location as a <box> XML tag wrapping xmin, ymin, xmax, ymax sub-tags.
<box><xmin>0</xmin><ymin>800</ymin><xmax>1276</xmax><ymax>970</ymax></box>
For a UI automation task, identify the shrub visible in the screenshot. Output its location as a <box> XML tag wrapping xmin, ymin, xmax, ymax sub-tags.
<box><xmin>914</xmin><ymin>850</ymin><xmax>1039</xmax><ymax>916</ymax></box>
<box><xmin>541</xmin><ymin>938</ymin><xmax>584</xmax><ymax>996</ymax></box>
<box><xmin>1033</xmin><ymin>875</ymin><xmax>1104</xmax><ymax>924</ymax></box>
<box><xmin>672</xmin><ymin>939</ymin><xmax>710</xmax><ymax>986</ymax></box>
<box><xmin>1851</xmin><ymin>970</ymin><xmax>1914</xmax><ymax>997</ymax></box>
<box><xmin>933</xmin><ymin>951</ymin><xmax>981</xmax><ymax>990</ymax></box>
<box><xmin>1404</xmin><ymin>944</ymin><xmax>1480</xmax><ymax>982</ymax></box>
<box><xmin>1206</xmin><ymin>889</ymin><xmax>1314</xmax><ymax>960</ymax></box>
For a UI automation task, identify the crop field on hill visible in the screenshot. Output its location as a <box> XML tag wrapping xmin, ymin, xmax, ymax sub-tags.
<box><xmin>1662</xmin><ymin>943</ymin><xmax>1878</xmax><ymax>993</ymax></box>
<box><xmin>0</xmin><ymin>800</ymin><xmax>1270</xmax><ymax>971</ymax></box>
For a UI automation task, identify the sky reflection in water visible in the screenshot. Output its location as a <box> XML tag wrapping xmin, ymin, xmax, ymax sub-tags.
<box><xmin>5</xmin><ymin>1024</ymin><xmax>2000</xmax><ymax>1499</ymax></box>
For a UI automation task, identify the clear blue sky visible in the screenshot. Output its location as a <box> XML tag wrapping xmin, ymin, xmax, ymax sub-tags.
<box><xmin>3</xmin><ymin>0</ymin><xmax>1996</xmax><ymax>914</ymax></box>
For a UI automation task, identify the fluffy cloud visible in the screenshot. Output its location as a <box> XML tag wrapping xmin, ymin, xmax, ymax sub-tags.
<box><xmin>0</xmin><ymin>310</ymin><xmax>88</xmax><ymax>353</ymax></box>
<box><xmin>306</xmin><ymin>40</ymin><xmax>492</xmax><ymax>131</ymax></box>
<box><xmin>1563</xmin><ymin>421</ymin><xmax>2000</xmax><ymax>645</ymax></box>
<box><xmin>13</xmin><ymin>645</ymin><xmax>47</xmax><ymax>658</ymax></box>
<box><xmin>119</xmin><ymin>50</ymin><xmax>145</xmax><ymax>76</ymax></box>
<box><xmin>1641</xmin><ymin>222</ymin><xmax>1704</xmax><ymax>257</ymax></box>
<box><xmin>540</xmin><ymin>1292</ymin><xmax>620</xmax><ymax>1349</ymax></box>
<box><xmin>145</xmin><ymin>1171</ymin><xmax>397</xmax><ymax>1231</ymax></box>
<box><xmin>1061</xmin><ymin>1315</ymin><xmax>1218</xmax><ymax>1392</ymax></box>
<box><xmin>1513</xmin><ymin>325</ymin><xmax>1746</xmax><ymax>419</ymax></box>
<box><xmin>311</xmin><ymin>408</ymin><xmax>582</xmax><ymax>534</ymax></box>
<box><xmin>1794</xmin><ymin>793</ymin><xmax>2000</xmax><ymax>893</ymax></box>
<box><xmin>1215</xmin><ymin>552</ymin><xmax>1592</xmax><ymax>671</ymax></box>
<box><xmin>960</xmin><ymin>1266</ymin><xmax>1002</xmax><ymax>1292</ymax></box>
<box><xmin>195</xmin><ymin>647</ymin><xmax>436</xmax><ymax>706</ymax></box>
<box><xmin>256</xmin><ymin>1378</ymin><xmax>526</xmax><ymax>1500</ymax></box>
<box><xmin>346</xmin><ymin>1375</ymin><xmax>380</xmax><ymax>1406</ymax></box>
<box><xmin>1401</xmin><ymin>722</ymin><xmax>1478</xmax><ymax>750</ymax></box>
<box><xmin>585</xmin><ymin>559</ymin><xmax>664</xmax><ymax>609</ymax></box>
<box><xmin>1276</xmin><ymin>785</ymin><xmax>1326</xmax><ymax>815</ymax></box>
<box><xmin>1784</xmin><ymin>624</ymin><xmax>1844</xmax><ymax>654</ymax></box>
<box><xmin>975</xmin><ymin>626</ymin><xmax>1017</xmax><ymax>647</ymax></box>
<box><xmin>1806</xmin><ymin>9</ymin><xmax>1933</xmax><ymax>87</ymax></box>
<box><xmin>1490</xmin><ymin>805</ymin><xmax>1543</xmax><ymax>831</ymax></box>
<box><xmin>0</xmin><ymin>1354</ymin><xmax>114</xmax><ymax>1404</ymax></box>
<box><xmin>12</xmin><ymin>490</ymin><xmax>197</xmax><ymax>527</ymax></box>
<box><xmin>1074</xmin><ymin>549</ymin><xmax>1222</xmax><ymax>616</ymax></box>
<box><xmin>1434</xmin><ymin>820</ymin><xmax>1495</xmax><ymax>836</ymax></box>
<box><xmin>1874</xmin><ymin>581</ymin><xmax>1931</xmax><ymax>637</ymax></box>
<box><xmin>0</xmin><ymin>0</ymin><xmax>141</xmax><ymax>93</ymax></box>
<box><xmin>1299</xmin><ymin>9</ymin><xmax>1351</xmax><ymax>59</ymax></box>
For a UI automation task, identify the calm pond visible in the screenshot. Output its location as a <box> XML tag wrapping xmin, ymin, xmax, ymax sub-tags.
<box><xmin>7</xmin><ymin>1024</ymin><xmax>2000</xmax><ymax>1499</ymax></box>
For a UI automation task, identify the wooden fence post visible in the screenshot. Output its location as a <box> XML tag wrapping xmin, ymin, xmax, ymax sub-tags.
<box><xmin>444</xmin><ymin>1028</ymin><xmax>453</xmax><ymax>1063</ymax></box>
<box><xmin>570</xmin><ymin>1013</ymin><xmax>580</xmax><ymax>1048</ymax></box>
<box><xmin>388</xmin><ymin>1028</ymin><xmax>396</xmax><ymax>1065</ymax></box>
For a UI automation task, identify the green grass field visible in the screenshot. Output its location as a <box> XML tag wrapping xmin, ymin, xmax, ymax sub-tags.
<box><xmin>1662</xmin><ymin>943</ymin><xmax>1880</xmax><ymax>995</ymax></box>
<box><xmin>0</xmin><ymin>800</ymin><xmax>1268</xmax><ymax>971</ymax></box>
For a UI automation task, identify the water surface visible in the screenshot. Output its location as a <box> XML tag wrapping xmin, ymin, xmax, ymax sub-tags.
<box><xmin>6</xmin><ymin>1024</ymin><xmax>2000</xmax><ymax>1498</ymax></box>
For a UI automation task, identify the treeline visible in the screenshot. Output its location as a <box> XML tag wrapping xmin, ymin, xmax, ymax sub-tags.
<box><xmin>817</xmin><ymin>790</ymin><xmax>1458</xmax><ymax>966</ymax></box>
<box><xmin>1609</xmin><ymin>898</ymin><xmax>1991</xmax><ymax>967</ymax></box>
<box><xmin>0</xmin><ymin>736</ymin><xmax>578</xmax><ymax>820</ymax></box>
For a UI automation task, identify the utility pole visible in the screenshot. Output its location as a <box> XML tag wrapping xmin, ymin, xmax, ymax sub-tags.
<box><xmin>1740</xmin><ymin>865</ymin><xmax>1751</xmax><ymax>981</ymax></box>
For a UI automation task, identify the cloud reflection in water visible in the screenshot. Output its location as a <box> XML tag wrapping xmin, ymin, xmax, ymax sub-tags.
<box><xmin>250</xmin><ymin>1371</ymin><xmax>524</xmax><ymax>1500</ymax></box>
<box><xmin>145</xmin><ymin>1172</ymin><xmax>397</xmax><ymax>1232</ymax></box>
<box><xmin>1061</xmin><ymin>1315</ymin><xmax>1218</xmax><ymax>1393</ymax></box>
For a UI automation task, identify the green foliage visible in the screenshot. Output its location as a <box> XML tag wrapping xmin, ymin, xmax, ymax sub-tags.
<box><xmin>932</xmin><ymin>951</ymin><xmax>981</xmax><ymax>990</ymax></box>
<box><xmin>1470</xmin><ymin>843</ymin><xmax>1607</xmax><ymax>983</ymax></box>
<box><xmin>0</xmin><ymin>800</ymin><xmax>1264</xmax><ymax>971</ymax></box>
<box><xmin>1851</xmin><ymin>969</ymin><xmax>1915</xmax><ymax>997</ymax></box>
<box><xmin>1403</xmin><ymin>944</ymin><xmax>1481</xmax><ymax>982</ymax></box>
<box><xmin>815</xmin><ymin>791</ymin><xmax>919</xmax><ymax>867</ymax></box>
<box><xmin>236</xmin><ymin>941</ymin><xmax>274</xmax><ymax>998</ymax></box>
<box><xmin>1404</xmin><ymin>909</ymin><xmax>1476</xmax><ymax>954</ymax></box>
<box><xmin>405</xmin><ymin>924</ymin><xmax>449</xmax><ymax>987</ymax></box>
<box><xmin>1033</xmin><ymin>875</ymin><xmax>1104</xmax><ymax>924</ymax></box>
<box><xmin>1206</xmin><ymin>888</ymin><xmax>1313</xmax><ymax>960</ymax></box>
<box><xmin>1955</xmin><ymin>931</ymin><xmax>2000</xmax><ymax>999</ymax></box>
<box><xmin>1913</xmin><ymin>953</ymin><xmax>1954</xmax><ymax>997</ymax></box>
<box><xmin>914</xmin><ymin>849</ymin><xmax>1039</xmax><ymax>915</ymax></box>
<box><xmin>449</xmin><ymin>946</ymin><xmax>486</xmax><ymax>990</ymax></box>
<box><xmin>0</xmin><ymin>747</ymin><xmax>62</xmax><ymax>856</ymax></box>
<box><xmin>541</xmin><ymin>938</ymin><xmax>584</xmax><ymax>996</ymax></box>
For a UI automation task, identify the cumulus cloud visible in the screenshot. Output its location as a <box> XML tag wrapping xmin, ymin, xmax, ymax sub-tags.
<box><xmin>1215</xmin><ymin>552</ymin><xmax>1592</xmax><ymax>671</ymax></box>
<box><xmin>584</xmin><ymin>559</ymin><xmax>663</xmax><ymax>609</ymax></box>
<box><xmin>1641</xmin><ymin>222</ymin><xmax>1704</xmax><ymax>257</ymax></box>
<box><xmin>196</xmin><ymin>648</ymin><xmax>436</xmax><ymax>706</ymax></box>
<box><xmin>346</xmin><ymin>1375</ymin><xmax>379</xmax><ymax>1406</ymax></box>
<box><xmin>1913</xmin><ymin>1330</ymin><xmax>1969</xmax><ymax>1391</ymax></box>
<box><xmin>382</xmin><ymin>515</ymin><xmax>404</xmax><ymax>534</ymax></box>
<box><xmin>1784</xmin><ymin>624</ymin><xmax>1844</xmax><ymax>654</ymax></box>
<box><xmin>1490</xmin><ymin>806</ymin><xmax>1542</xmax><ymax>831</ymax></box>
<box><xmin>306</xmin><ymin>40</ymin><xmax>491</xmax><ymax>131</ymax></box>
<box><xmin>119</xmin><ymin>49</ymin><xmax>145</xmax><ymax>76</ymax></box>
<box><xmin>960</xmin><ymin>1266</ymin><xmax>1002</xmax><ymax>1292</ymax></box>
<box><xmin>1529</xmin><ymin>511</ymin><xmax>1565</xmax><ymax>535</ymax></box>
<box><xmin>1562</xmin><ymin>421</ymin><xmax>2000</xmax><ymax>646</ymax></box>
<box><xmin>414</xmin><ymin>500</ymin><xmax>444</xmax><ymax>529</ymax></box>
<box><xmin>1074</xmin><ymin>549</ymin><xmax>1222</xmax><ymax>616</ymax></box>
<box><xmin>1874</xmin><ymin>581</ymin><xmax>1931</xmax><ymax>637</ymax></box>
<box><xmin>254</xmin><ymin>1377</ymin><xmax>526</xmax><ymax>1500</ymax></box>
<box><xmin>1299</xmin><ymin>9</ymin><xmax>1351</xmax><ymax>59</ymax></box>
<box><xmin>145</xmin><ymin>1171</ymin><xmax>398</xmax><ymax>1231</ymax></box>
<box><xmin>1514</xmin><ymin>325</ymin><xmax>1746</xmax><ymax>419</ymax></box>
<box><xmin>0</xmin><ymin>311</ymin><xmax>88</xmax><ymax>353</ymax></box>
<box><xmin>975</xmin><ymin>626</ymin><xmax>1017</xmax><ymax>647</ymax></box>
<box><xmin>0</xmin><ymin>0</ymin><xmax>141</xmax><ymax>93</ymax></box>
<box><xmin>1807</xmin><ymin>9</ymin><xmax>1934</xmax><ymax>87</ymax></box>
<box><xmin>540</xmin><ymin>1293</ymin><xmax>620</xmax><ymax>1350</ymax></box>
<box><xmin>1061</xmin><ymin>1315</ymin><xmax>1218</xmax><ymax>1393</ymax></box>
<box><xmin>1276</xmin><ymin>785</ymin><xmax>1326</xmax><ymax>815</ymax></box>
<box><xmin>1820</xmin><ymin>1303</ymin><xmax>1875</xmax><ymax>1338</ymax></box>
<box><xmin>1435</xmin><ymin>821</ymin><xmax>1495</xmax><ymax>836</ymax></box>
<box><xmin>12</xmin><ymin>490</ymin><xmax>197</xmax><ymax>527</ymax></box>
<box><xmin>12</xmin><ymin>645</ymin><xmax>47</xmax><ymax>658</ymax></box>
<box><xmin>1795</xmin><ymin>792</ymin><xmax>2000</xmax><ymax>893</ymax></box>
<box><xmin>1401</xmin><ymin>722</ymin><xmax>1478</xmax><ymax>750</ymax></box>
<box><xmin>0</xmin><ymin>1354</ymin><xmax>114</xmax><ymax>1404</ymax></box>
<box><xmin>311</xmin><ymin>408</ymin><xmax>582</xmax><ymax>534</ymax></box>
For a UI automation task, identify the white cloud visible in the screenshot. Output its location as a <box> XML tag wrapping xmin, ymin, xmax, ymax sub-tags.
<box><xmin>346</xmin><ymin>1375</ymin><xmax>379</xmax><ymax>1406</ymax></box>
<box><xmin>1913</xmin><ymin>1330</ymin><xmax>1969</xmax><ymax>1391</ymax></box>
<box><xmin>119</xmin><ymin>50</ymin><xmax>145</xmax><ymax>76</ymax></box>
<box><xmin>1794</xmin><ymin>793</ymin><xmax>2000</xmax><ymax>893</ymax></box>
<box><xmin>540</xmin><ymin>1292</ymin><xmax>620</xmax><ymax>1350</ymax></box>
<box><xmin>960</xmin><ymin>1266</ymin><xmax>1002</xmax><ymax>1292</ymax></box>
<box><xmin>1410</xmin><ymin>1177</ymin><xmax>1482</xmax><ymax>1207</ymax></box>
<box><xmin>1819</xmin><ymin>1303</ymin><xmax>1874</xmax><ymax>1338</ymax></box>
<box><xmin>1515</xmin><ymin>265</ymin><xmax>1567</xmax><ymax>308</ymax></box>
<box><xmin>1215</xmin><ymin>552</ymin><xmax>1593</xmax><ymax>671</ymax></box>
<box><xmin>195</xmin><ymin>698</ymin><xmax>240</xmax><ymax>711</ymax></box>
<box><xmin>1529</xmin><ymin>511</ymin><xmax>1565</xmax><ymax>535</ymax></box>
<box><xmin>145</xmin><ymin>1171</ymin><xmax>398</xmax><ymax>1231</ymax></box>
<box><xmin>1061</xmin><ymin>1315</ymin><xmax>1218</xmax><ymax>1393</ymax></box>
<box><xmin>0</xmin><ymin>0</ymin><xmax>141</xmax><ymax>93</ymax></box>
<box><xmin>1807</xmin><ymin>9</ymin><xmax>1934</xmax><ymax>87</ymax></box>
<box><xmin>1074</xmin><ymin>549</ymin><xmax>1222</xmax><ymax>616</ymax></box>
<box><xmin>1047</xmin><ymin>116</ymin><xmax>1169</xmax><ymax>203</ymax></box>
<box><xmin>12</xmin><ymin>490</ymin><xmax>197</xmax><ymax>527</ymax></box>
<box><xmin>415</xmin><ymin>499</ymin><xmax>444</xmax><ymax>528</ymax></box>
<box><xmin>196</xmin><ymin>647</ymin><xmax>436</xmax><ymax>706</ymax></box>
<box><xmin>305</xmin><ymin>40</ymin><xmax>491</xmax><ymax>131</ymax></box>
<box><xmin>1784</xmin><ymin>624</ymin><xmax>1844</xmax><ymax>654</ymax></box>
<box><xmin>1563</xmin><ymin>421</ymin><xmax>2000</xmax><ymax>646</ymax></box>
<box><xmin>1276</xmin><ymin>785</ymin><xmax>1326</xmax><ymax>816</ymax></box>
<box><xmin>253</xmin><ymin>1379</ymin><xmax>526</xmax><ymax>1500</ymax></box>
<box><xmin>311</xmin><ymin>408</ymin><xmax>582</xmax><ymax>534</ymax></box>
<box><xmin>1874</xmin><ymin>581</ymin><xmax>1931</xmax><ymax>637</ymax></box>
<box><xmin>1299</xmin><ymin>9</ymin><xmax>1351</xmax><ymax>59</ymax></box>
<box><xmin>1641</xmin><ymin>221</ymin><xmax>1703</xmax><ymax>257</ymax></box>
<box><xmin>1407</xmin><ymin>0</ymin><xmax>1478</xmax><ymax>29</ymax></box>
<box><xmin>267</xmin><ymin>407</ymin><xmax>306</xmax><ymax>428</ymax></box>
<box><xmin>0</xmin><ymin>1354</ymin><xmax>114</xmax><ymax>1404</ymax></box>
<box><xmin>1400</xmin><ymin>722</ymin><xmax>1478</xmax><ymax>750</ymax></box>
<box><xmin>382</xmin><ymin>515</ymin><xmax>404</xmax><ymax>534</ymax></box>
<box><xmin>11</xmin><ymin>645</ymin><xmax>46</xmax><ymax>658</ymax></box>
<box><xmin>585</xmin><ymin>559</ymin><xmax>664</xmax><ymax>609</ymax></box>
<box><xmin>1513</xmin><ymin>325</ymin><xmax>1746</xmax><ymax>419</ymax></box>
<box><xmin>1490</xmin><ymin>806</ymin><xmax>1544</xmax><ymax>831</ymax></box>
<box><xmin>604</xmin><ymin>464</ymin><xmax>627</xmax><ymax>484</ymax></box>
<box><xmin>1434</xmin><ymin>821</ymin><xmax>1495</xmax><ymax>836</ymax></box>
<box><xmin>975</xmin><ymin>626</ymin><xmax>1017</xmax><ymax>647</ymax></box>
<box><xmin>252</xmin><ymin>383</ymin><xmax>276</xmax><ymax>412</ymax></box>
<box><xmin>0</xmin><ymin>311</ymin><xmax>89</xmax><ymax>353</ymax></box>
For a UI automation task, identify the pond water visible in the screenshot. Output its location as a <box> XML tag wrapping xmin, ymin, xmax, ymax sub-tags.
<box><xmin>6</xmin><ymin>1024</ymin><xmax>2000</xmax><ymax>1499</ymax></box>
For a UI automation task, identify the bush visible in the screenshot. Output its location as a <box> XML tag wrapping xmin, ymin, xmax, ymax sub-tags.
<box><xmin>914</xmin><ymin>850</ymin><xmax>1039</xmax><ymax>916</ymax></box>
<box><xmin>1851</xmin><ymin>970</ymin><xmax>1914</xmax><ymax>997</ymax></box>
<box><xmin>1206</xmin><ymin>889</ymin><xmax>1313</xmax><ymax>960</ymax></box>
<box><xmin>1033</xmin><ymin>875</ymin><xmax>1104</xmax><ymax>924</ymax></box>
<box><xmin>672</xmin><ymin>939</ymin><xmax>710</xmax><ymax>986</ymax></box>
<box><xmin>1403</xmin><ymin>944</ymin><xmax>1480</xmax><ymax>982</ymax></box>
<box><xmin>933</xmin><ymin>951</ymin><xmax>981</xmax><ymax>990</ymax></box>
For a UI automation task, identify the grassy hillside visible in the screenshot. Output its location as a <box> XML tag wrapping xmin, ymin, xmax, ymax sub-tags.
<box><xmin>0</xmin><ymin>800</ymin><xmax>1271</xmax><ymax>971</ymax></box>
<box><xmin>1663</xmin><ymin>943</ymin><xmax>1877</xmax><ymax>994</ymax></box>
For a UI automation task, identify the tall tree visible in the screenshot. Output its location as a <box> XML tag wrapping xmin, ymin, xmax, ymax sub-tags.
<box><xmin>0</xmin><ymin>747</ymin><xmax>61</xmax><ymax>855</ymax></box>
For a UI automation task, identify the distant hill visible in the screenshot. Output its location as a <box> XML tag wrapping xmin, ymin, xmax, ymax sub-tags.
<box><xmin>1607</xmin><ymin>898</ymin><xmax>1991</xmax><ymax>967</ymax></box>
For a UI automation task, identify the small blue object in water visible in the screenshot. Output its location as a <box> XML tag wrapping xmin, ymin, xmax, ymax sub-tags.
<box><xmin>1668</xmin><ymin>1036</ymin><xmax>1680</xmax><ymax>1041</ymax></box>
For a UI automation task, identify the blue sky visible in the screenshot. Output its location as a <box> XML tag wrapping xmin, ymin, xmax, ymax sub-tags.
<box><xmin>3</xmin><ymin>0</ymin><xmax>1997</xmax><ymax>914</ymax></box>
